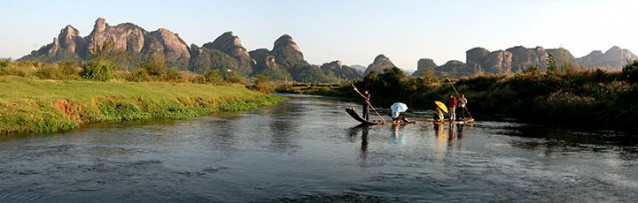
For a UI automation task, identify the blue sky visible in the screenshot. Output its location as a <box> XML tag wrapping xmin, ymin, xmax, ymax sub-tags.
<box><xmin>1</xmin><ymin>0</ymin><xmax>636</xmax><ymax>72</ymax></box>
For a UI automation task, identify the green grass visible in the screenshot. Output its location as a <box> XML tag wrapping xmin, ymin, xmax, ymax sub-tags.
<box><xmin>0</xmin><ymin>76</ymin><xmax>285</xmax><ymax>134</ymax></box>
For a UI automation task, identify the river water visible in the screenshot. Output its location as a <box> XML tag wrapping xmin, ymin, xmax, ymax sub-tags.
<box><xmin>1</xmin><ymin>95</ymin><xmax>637</xmax><ymax>202</ymax></box>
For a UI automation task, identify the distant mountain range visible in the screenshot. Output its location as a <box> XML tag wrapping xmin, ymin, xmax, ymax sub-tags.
<box><xmin>21</xmin><ymin>18</ymin><xmax>637</xmax><ymax>80</ymax></box>
<box><xmin>412</xmin><ymin>46</ymin><xmax>638</xmax><ymax>77</ymax></box>
<box><xmin>22</xmin><ymin>18</ymin><xmax>362</xmax><ymax>82</ymax></box>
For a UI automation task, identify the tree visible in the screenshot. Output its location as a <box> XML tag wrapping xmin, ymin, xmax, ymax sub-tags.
<box><xmin>422</xmin><ymin>68</ymin><xmax>435</xmax><ymax>82</ymax></box>
<box><xmin>138</xmin><ymin>54</ymin><xmax>168</xmax><ymax>77</ymax></box>
<box><xmin>622</xmin><ymin>60</ymin><xmax>638</xmax><ymax>84</ymax></box>
<box><xmin>204</xmin><ymin>70</ymin><xmax>224</xmax><ymax>84</ymax></box>
<box><xmin>80</xmin><ymin>41</ymin><xmax>121</xmax><ymax>81</ymax></box>
<box><xmin>0</xmin><ymin>58</ymin><xmax>10</xmax><ymax>68</ymax></box>
<box><xmin>546</xmin><ymin>54</ymin><xmax>556</xmax><ymax>73</ymax></box>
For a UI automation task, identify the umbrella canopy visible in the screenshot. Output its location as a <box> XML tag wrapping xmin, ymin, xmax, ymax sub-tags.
<box><xmin>391</xmin><ymin>102</ymin><xmax>408</xmax><ymax>113</ymax></box>
<box><xmin>434</xmin><ymin>101</ymin><xmax>448</xmax><ymax>114</ymax></box>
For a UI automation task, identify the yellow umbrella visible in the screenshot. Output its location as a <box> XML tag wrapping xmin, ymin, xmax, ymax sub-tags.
<box><xmin>434</xmin><ymin>101</ymin><xmax>448</xmax><ymax>114</ymax></box>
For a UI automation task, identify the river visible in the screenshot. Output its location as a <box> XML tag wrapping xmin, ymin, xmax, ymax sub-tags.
<box><xmin>1</xmin><ymin>94</ymin><xmax>637</xmax><ymax>202</ymax></box>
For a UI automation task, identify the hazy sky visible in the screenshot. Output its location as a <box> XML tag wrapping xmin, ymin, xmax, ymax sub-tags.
<box><xmin>1</xmin><ymin>0</ymin><xmax>636</xmax><ymax>72</ymax></box>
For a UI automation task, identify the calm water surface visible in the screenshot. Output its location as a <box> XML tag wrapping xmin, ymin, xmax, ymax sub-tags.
<box><xmin>1</xmin><ymin>95</ymin><xmax>637</xmax><ymax>202</ymax></box>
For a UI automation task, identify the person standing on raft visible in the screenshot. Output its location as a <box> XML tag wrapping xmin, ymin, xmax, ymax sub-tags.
<box><xmin>362</xmin><ymin>90</ymin><xmax>371</xmax><ymax>121</ymax></box>
<box><xmin>448</xmin><ymin>94</ymin><xmax>457</xmax><ymax>121</ymax></box>
<box><xmin>458</xmin><ymin>94</ymin><xmax>468</xmax><ymax>120</ymax></box>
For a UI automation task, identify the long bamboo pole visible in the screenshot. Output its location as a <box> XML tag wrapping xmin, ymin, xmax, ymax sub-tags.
<box><xmin>448</xmin><ymin>79</ymin><xmax>473</xmax><ymax>119</ymax></box>
<box><xmin>352</xmin><ymin>84</ymin><xmax>387</xmax><ymax>125</ymax></box>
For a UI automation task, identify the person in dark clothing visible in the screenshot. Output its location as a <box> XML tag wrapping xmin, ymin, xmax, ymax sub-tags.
<box><xmin>362</xmin><ymin>90</ymin><xmax>371</xmax><ymax>121</ymax></box>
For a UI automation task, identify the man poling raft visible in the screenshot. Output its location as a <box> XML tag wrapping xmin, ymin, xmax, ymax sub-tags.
<box><xmin>345</xmin><ymin>81</ymin><xmax>474</xmax><ymax>126</ymax></box>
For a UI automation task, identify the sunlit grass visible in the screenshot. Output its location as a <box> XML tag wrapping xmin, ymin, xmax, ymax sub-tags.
<box><xmin>0</xmin><ymin>76</ymin><xmax>284</xmax><ymax>134</ymax></box>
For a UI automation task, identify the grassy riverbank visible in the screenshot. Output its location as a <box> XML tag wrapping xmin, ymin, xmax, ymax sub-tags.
<box><xmin>0</xmin><ymin>76</ymin><xmax>284</xmax><ymax>134</ymax></box>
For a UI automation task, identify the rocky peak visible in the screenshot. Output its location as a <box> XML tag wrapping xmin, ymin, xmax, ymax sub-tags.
<box><xmin>93</xmin><ymin>17</ymin><xmax>108</xmax><ymax>34</ymax></box>
<box><xmin>466</xmin><ymin>47</ymin><xmax>490</xmax><ymax>65</ymax></box>
<box><xmin>546</xmin><ymin>48</ymin><xmax>580</xmax><ymax>69</ymax></box>
<box><xmin>149</xmin><ymin>28</ymin><xmax>190</xmax><ymax>62</ymax></box>
<box><xmin>506</xmin><ymin>46</ymin><xmax>548</xmax><ymax>72</ymax></box>
<box><xmin>577</xmin><ymin>46</ymin><xmax>637</xmax><ymax>70</ymax></box>
<box><xmin>411</xmin><ymin>58</ymin><xmax>438</xmax><ymax>76</ymax></box>
<box><xmin>61</xmin><ymin>25</ymin><xmax>80</xmax><ymax>38</ymax></box>
<box><xmin>483</xmin><ymin>50</ymin><xmax>513</xmax><ymax>73</ymax></box>
<box><xmin>273</xmin><ymin>34</ymin><xmax>301</xmax><ymax>53</ymax></box>
<box><xmin>320</xmin><ymin>60</ymin><xmax>363</xmax><ymax>80</ymax></box>
<box><xmin>442</xmin><ymin>60</ymin><xmax>465</xmax><ymax>66</ymax></box>
<box><xmin>321</xmin><ymin>60</ymin><xmax>343</xmax><ymax>70</ymax></box>
<box><xmin>586</xmin><ymin>50</ymin><xmax>604</xmax><ymax>57</ymax></box>
<box><xmin>202</xmin><ymin>32</ymin><xmax>253</xmax><ymax>74</ymax></box>
<box><xmin>364</xmin><ymin>54</ymin><xmax>396</xmax><ymax>75</ymax></box>
<box><xmin>249</xmin><ymin>48</ymin><xmax>280</xmax><ymax>73</ymax></box>
<box><xmin>190</xmin><ymin>43</ymin><xmax>201</xmax><ymax>55</ymax></box>
<box><xmin>57</xmin><ymin>25</ymin><xmax>85</xmax><ymax>55</ymax></box>
<box><xmin>203</xmin><ymin>32</ymin><xmax>243</xmax><ymax>51</ymax></box>
<box><xmin>271</xmin><ymin>34</ymin><xmax>306</xmax><ymax>69</ymax></box>
<box><xmin>335</xmin><ymin>60</ymin><xmax>343</xmax><ymax>69</ymax></box>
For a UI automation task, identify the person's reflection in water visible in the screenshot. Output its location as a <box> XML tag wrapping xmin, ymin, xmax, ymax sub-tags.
<box><xmin>348</xmin><ymin>125</ymin><xmax>370</xmax><ymax>166</ymax></box>
<box><xmin>457</xmin><ymin>124</ymin><xmax>464</xmax><ymax>139</ymax></box>
<box><xmin>448</xmin><ymin>123</ymin><xmax>456</xmax><ymax>148</ymax></box>
<box><xmin>361</xmin><ymin>126</ymin><xmax>369</xmax><ymax>149</ymax></box>
<box><xmin>391</xmin><ymin>124</ymin><xmax>403</xmax><ymax>144</ymax></box>
<box><xmin>433</xmin><ymin>123</ymin><xmax>447</xmax><ymax>160</ymax></box>
<box><xmin>361</xmin><ymin>126</ymin><xmax>369</xmax><ymax>159</ymax></box>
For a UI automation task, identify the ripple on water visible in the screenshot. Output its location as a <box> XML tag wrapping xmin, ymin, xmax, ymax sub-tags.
<box><xmin>277</xmin><ymin>192</ymin><xmax>388</xmax><ymax>203</ymax></box>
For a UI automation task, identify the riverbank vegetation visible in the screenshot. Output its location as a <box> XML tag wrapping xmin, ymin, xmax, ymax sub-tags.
<box><xmin>0</xmin><ymin>57</ymin><xmax>284</xmax><ymax>134</ymax></box>
<box><xmin>340</xmin><ymin>61</ymin><xmax>638</xmax><ymax>131</ymax></box>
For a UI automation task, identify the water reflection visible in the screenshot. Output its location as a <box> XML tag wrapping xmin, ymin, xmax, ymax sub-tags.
<box><xmin>391</xmin><ymin>125</ymin><xmax>404</xmax><ymax>144</ymax></box>
<box><xmin>3</xmin><ymin>95</ymin><xmax>638</xmax><ymax>202</ymax></box>
<box><xmin>433</xmin><ymin>123</ymin><xmax>467</xmax><ymax>159</ymax></box>
<box><xmin>347</xmin><ymin>125</ymin><xmax>370</xmax><ymax>167</ymax></box>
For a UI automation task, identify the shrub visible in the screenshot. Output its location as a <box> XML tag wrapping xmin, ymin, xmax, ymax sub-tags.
<box><xmin>622</xmin><ymin>60</ymin><xmax>638</xmax><ymax>84</ymax></box>
<box><xmin>0</xmin><ymin>58</ymin><xmax>10</xmax><ymax>68</ymax></box>
<box><xmin>81</xmin><ymin>59</ymin><xmax>115</xmax><ymax>82</ymax></box>
<box><xmin>59</xmin><ymin>61</ymin><xmax>78</xmax><ymax>76</ymax></box>
<box><xmin>204</xmin><ymin>70</ymin><xmax>224</xmax><ymax>84</ymax></box>
<box><xmin>163</xmin><ymin>68</ymin><xmax>183</xmax><ymax>82</ymax></box>
<box><xmin>223</xmin><ymin>71</ymin><xmax>243</xmax><ymax>83</ymax></box>
<box><xmin>128</xmin><ymin>68</ymin><xmax>151</xmax><ymax>82</ymax></box>
<box><xmin>254</xmin><ymin>74</ymin><xmax>276</xmax><ymax>93</ymax></box>
<box><xmin>35</xmin><ymin>64</ymin><xmax>63</xmax><ymax>79</ymax></box>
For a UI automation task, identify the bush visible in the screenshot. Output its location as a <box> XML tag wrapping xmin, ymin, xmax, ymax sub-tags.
<box><xmin>35</xmin><ymin>65</ymin><xmax>63</xmax><ymax>79</ymax></box>
<box><xmin>622</xmin><ymin>60</ymin><xmax>638</xmax><ymax>84</ymax></box>
<box><xmin>204</xmin><ymin>70</ymin><xmax>224</xmax><ymax>84</ymax></box>
<box><xmin>128</xmin><ymin>68</ymin><xmax>151</xmax><ymax>82</ymax></box>
<box><xmin>0</xmin><ymin>58</ymin><xmax>10</xmax><ymax>68</ymax></box>
<box><xmin>254</xmin><ymin>74</ymin><xmax>276</xmax><ymax>93</ymax></box>
<box><xmin>59</xmin><ymin>61</ymin><xmax>78</xmax><ymax>76</ymax></box>
<box><xmin>223</xmin><ymin>71</ymin><xmax>243</xmax><ymax>83</ymax></box>
<box><xmin>81</xmin><ymin>59</ymin><xmax>115</xmax><ymax>82</ymax></box>
<box><xmin>163</xmin><ymin>68</ymin><xmax>183</xmax><ymax>82</ymax></box>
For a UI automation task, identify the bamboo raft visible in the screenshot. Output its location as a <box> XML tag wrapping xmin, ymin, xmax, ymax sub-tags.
<box><xmin>345</xmin><ymin>108</ymin><xmax>474</xmax><ymax>126</ymax></box>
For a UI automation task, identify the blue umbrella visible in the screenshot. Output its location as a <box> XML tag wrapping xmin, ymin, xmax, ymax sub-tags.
<box><xmin>390</xmin><ymin>102</ymin><xmax>408</xmax><ymax>112</ymax></box>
